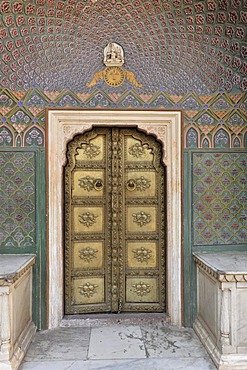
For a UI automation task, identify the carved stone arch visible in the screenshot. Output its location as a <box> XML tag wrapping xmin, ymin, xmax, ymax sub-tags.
<box><xmin>46</xmin><ymin>109</ymin><xmax>182</xmax><ymax>329</ymax></box>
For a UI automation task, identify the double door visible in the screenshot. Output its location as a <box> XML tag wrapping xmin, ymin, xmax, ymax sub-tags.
<box><xmin>64</xmin><ymin>127</ymin><xmax>166</xmax><ymax>314</ymax></box>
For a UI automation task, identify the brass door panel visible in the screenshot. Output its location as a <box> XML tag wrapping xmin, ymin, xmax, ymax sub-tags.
<box><xmin>127</xmin><ymin>242</ymin><xmax>157</xmax><ymax>269</ymax></box>
<box><xmin>126</xmin><ymin>278</ymin><xmax>158</xmax><ymax>303</ymax></box>
<box><xmin>65</xmin><ymin>128</ymin><xmax>165</xmax><ymax>314</ymax></box>
<box><xmin>126</xmin><ymin>170</ymin><xmax>156</xmax><ymax>197</ymax></box>
<box><xmin>73</xmin><ymin>242</ymin><xmax>103</xmax><ymax>269</ymax></box>
<box><xmin>73</xmin><ymin>277</ymin><xmax>105</xmax><ymax>305</ymax></box>
<box><xmin>126</xmin><ymin>206</ymin><xmax>157</xmax><ymax>233</ymax></box>
<box><xmin>72</xmin><ymin>170</ymin><xmax>104</xmax><ymax>198</ymax></box>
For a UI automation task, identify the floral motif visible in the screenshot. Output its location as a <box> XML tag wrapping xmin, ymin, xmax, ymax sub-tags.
<box><xmin>78</xmin><ymin>212</ymin><xmax>97</xmax><ymax>227</ymax></box>
<box><xmin>10</xmin><ymin>110</ymin><xmax>31</xmax><ymax>124</ymax></box>
<box><xmin>57</xmin><ymin>94</ymin><xmax>80</xmax><ymax>107</ymax></box>
<box><xmin>0</xmin><ymin>127</ymin><xmax>13</xmax><ymax>146</ymax></box>
<box><xmin>25</xmin><ymin>128</ymin><xmax>44</xmax><ymax>146</ymax></box>
<box><xmin>79</xmin><ymin>247</ymin><xmax>98</xmax><ymax>262</ymax></box>
<box><xmin>186</xmin><ymin>128</ymin><xmax>198</xmax><ymax>148</ymax></box>
<box><xmin>197</xmin><ymin>114</ymin><xmax>216</xmax><ymax>126</ymax></box>
<box><xmin>226</xmin><ymin>113</ymin><xmax>245</xmax><ymax>126</ymax></box>
<box><xmin>233</xmin><ymin>137</ymin><xmax>240</xmax><ymax>147</ymax></box>
<box><xmin>78</xmin><ymin>176</ymin><xmax>103</xmax><ymax>191</ymax></box>
<box><xmin>152</xmin><ymin>94</ymin><xmax>170</xmax><ymax>107</ymax></box>
<box><xmin>78</xmin><ymin>176</ymin><xmax>95</xmax><ymax>191</ymax></box>
<box><xmin>79</xmin><ymin>282</ymin><xmax>98</xmax><ymax>298</ymax></box>
<box><xmin>132</xmin><ymin>211</ymin><xmax>151</xmax><ymax>227</ymax></box>
<box><xmin>128</xmin><ymin>143</ymin><xmax>147</xmax><ymax>158</ymax></box>
<box><xmin>132</xmin><ymin>281</ymin><xmax>151</xmax><ymax>296</ymax></box>
<box><xmin>202</xmin><ymin>138</ymin><xmax>209</xmax><ymax>148</ymax></box>
<box><xmin>214</xmin><ymin>129</ymin><xmax>230</xmax><ymax>148</ymax></box>
<box><xmin>133</xmin><ymin>247</ymin><xmax>152</xmax><ymax>263</ymax></box>
<box><xmin>87</xmin><ymin>92</ymin><xmax>111</xmax><ymax>108</ymax></box>
<box><xmin>80</xmin><ymin>143</ymin><xmax>100</xmax><ymax>159</ymax></box>
<box><xmin>127</xmin><ymin>176</ymin><xmax>151</xmax><ymax>192</ymax></box>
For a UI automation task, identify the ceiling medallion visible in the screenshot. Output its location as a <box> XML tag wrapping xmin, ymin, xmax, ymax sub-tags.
<box><xmin>104</xmin><ymin>66</ymin><xmax>125</xmax><ymax>87</ymax></box>
<box><xmin>87</xmin><ymin>43</ymin><xmax>142</xmax><ymax>88</ymax></box>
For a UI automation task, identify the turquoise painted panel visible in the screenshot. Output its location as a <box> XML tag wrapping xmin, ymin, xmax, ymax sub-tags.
<box><xmin>0</xmin><ymin>148</ymin><xmax>46</xmax><ymax>329</ymax></box>
<box><xmin>0</xmin><ymin>151</ymin><xmax>36</xmax><ymax>249</ymax></box>
<box><xmin>192</xmin><ymin>152</ymin><xmax>246</xmax><ymax>246</ymax></box>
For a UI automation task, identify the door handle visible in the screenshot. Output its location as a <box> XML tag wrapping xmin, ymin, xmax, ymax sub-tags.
<box><xmin>94</xmin><ymin>178</ymin><xmax>103</xmax><ymax>191</ymax></box>
<box><xmin>126</xmin><ymin>179</ymin><xmax>136</xmax><ymax>191</ymax></box>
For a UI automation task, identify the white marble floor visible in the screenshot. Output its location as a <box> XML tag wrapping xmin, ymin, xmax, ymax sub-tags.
<box><xmin>20</xmin><ymin>321</ymin><xmax>216</xmax><ymax>370</ymax></box>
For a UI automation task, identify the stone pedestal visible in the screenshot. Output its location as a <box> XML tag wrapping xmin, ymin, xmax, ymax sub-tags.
<box><xmin>0</xmin><ymin>255</ymin><xmax>36</xmax><ymax>370</ymax></box>
<box><xmin>193</xmin><ymin>251</ymin><xmax>247</xmax><ymax>370</ymax></box>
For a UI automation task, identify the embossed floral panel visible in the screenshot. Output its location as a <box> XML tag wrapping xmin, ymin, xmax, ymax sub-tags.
<box><xmin>192</xmin><ymin>152</ymin><xmax>246</xmax><ymax>246</ymax></box>
<box><xmin>0</xmin><ymin>151</ymin><xmax>36</xmax><ymax>249</ymax></box>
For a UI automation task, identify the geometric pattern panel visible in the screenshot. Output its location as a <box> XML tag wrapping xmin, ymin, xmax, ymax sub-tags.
<box><xmin>192</xmin><ymin>152</ymin><xmax>247</xmax><ymax>246</ymax></box>
<box><xmin>0</xmin><ymin>151</ymin><xmax>36</xmax><ymax>249</ymax></box>
<box><xmin>0</xmin><ymin>88</ymin><xmax>246</xmax><ymax>149</ymax></box>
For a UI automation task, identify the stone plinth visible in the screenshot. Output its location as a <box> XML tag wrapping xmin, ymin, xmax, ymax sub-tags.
<box><xmin>193</xmin><ymin>251</ymin><xmax>247</xmax><ymax>370</ymax></box>
<box><xmin>0</xmin><ymin>255</ymin><xmax>36</xmax><ymax>370</ymax></box>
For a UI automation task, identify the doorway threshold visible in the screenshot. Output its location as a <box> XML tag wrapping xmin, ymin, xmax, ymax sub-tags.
<box><xmin>60</xmin><ymin>313</ymin><xmax>170</xmax><ymax>327</ymax></box>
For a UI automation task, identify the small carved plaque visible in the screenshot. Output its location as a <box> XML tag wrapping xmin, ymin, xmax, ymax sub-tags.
<box><xmin>80</xmin><ymin>143</ymin><xmax>101</xmax><ymax>159</ymax></box>
<box><xmin>78</xmin><ymin>176</ymin><xmax>94</xmax><ymax>191</ymax></box>
<box><xmin>128</xmin><ymin>143</ymin><xmax>147</xmax><ymax>158</ymax></box>
<box><xmin>132</xmin><ymin>211</ymin><xmax>151</xmax><ymax>227</ymax></box>
<box><xmin>133</xmin><ymin>247</ymin><xmax>152</xmax><ymax>263</ymax></box>
<box><xmin>78</xmin><ymin>212</ymin><xmax>97</xmax><ymax>227</ymax></box>
<box><xmin>79</xmin><ymin>247</ymin><xmax>98</xmax><ymax>263</ymax></box>
<box><xmin>79</xmin><ymin>282</ymin><xmax>98</xmax><ymax>298</ymax></box>
<box><xmin>132</xmin><ymin>281</ymin><xmax>151</xmax><ymax>296</ymax></box>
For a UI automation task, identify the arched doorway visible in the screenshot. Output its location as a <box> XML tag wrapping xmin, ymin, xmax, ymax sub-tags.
<box><xmin>64</xmin><ymin>127</ymin><xmax>166</xmax><ymax>314</ymax></box>
<box><xmin>46</xmin><ymin>109</ymin><xmax>182</xmax><ymax>328</ymax></box>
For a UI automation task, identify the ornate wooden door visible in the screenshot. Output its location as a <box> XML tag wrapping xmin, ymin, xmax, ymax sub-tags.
<box><xmin>64</xmin><ymin>127</ymin><xmax>166</xmax><ymax>314</ymax></box>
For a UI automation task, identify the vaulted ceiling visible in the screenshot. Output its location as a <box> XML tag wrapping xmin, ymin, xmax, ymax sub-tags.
<box><xmin>0</xmin><ymin>0</ymin><xmax>246</xmax><ymax>94</ymax></box>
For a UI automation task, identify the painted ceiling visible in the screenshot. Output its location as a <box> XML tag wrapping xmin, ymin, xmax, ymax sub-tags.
<box><xmin>0</xmin><ymin>0</ymin><xmax>246</xmax><ymax>94</ymax></box>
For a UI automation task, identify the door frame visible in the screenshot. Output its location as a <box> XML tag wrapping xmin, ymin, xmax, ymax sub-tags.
<box><xmin>46</xmin><ymin>109</ymin><xmax>182</xmax><ymax>329</ymax></box>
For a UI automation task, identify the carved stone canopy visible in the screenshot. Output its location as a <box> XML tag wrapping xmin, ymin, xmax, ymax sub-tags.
<box><xmin>104</xmin><ymin>42</ymin><xmax>124</xmax><ymax>67</ymax></box>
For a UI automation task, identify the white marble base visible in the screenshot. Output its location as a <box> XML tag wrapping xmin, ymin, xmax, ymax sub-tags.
<box><xmin>20</xmin><ymin>358</ymin><xmax>216</xmax><ymax>370</ymax></box>
<box><xmin>193</xmin><ymin>252</ymin><xmax>247</xmax><ymax>370</ymax></box>
<box><xmin>0</xmin><ymin>255</ymin><xmax>36</xmax><ymax>370</ymax></box>
<box><xmin>20</xmin><ymin>323</ymin><xmax>216</xmax><ymax>369</ymax></box>
<box><xmin>1</xmin><ymin>322</ymin><xmax>36</xmax><ymax>370</ymax></box>
<box><xmin>194</xmin><ymin>319</ymin><xmax>247</xmax><ymax>370</ymax></box>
